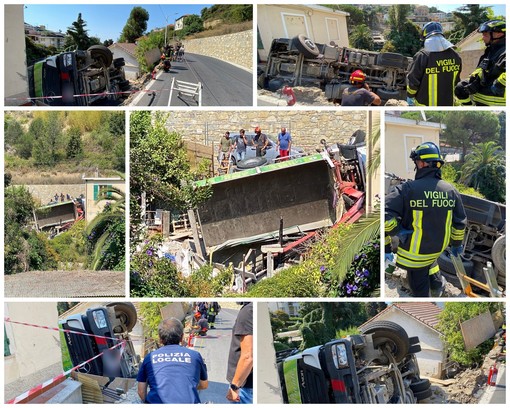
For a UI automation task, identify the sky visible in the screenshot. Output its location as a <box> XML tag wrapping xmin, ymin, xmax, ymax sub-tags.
<box><xmin>23</xmin><ymin>4</ymin><xmax>214</xmax><ymax>42</ymax></box>
<box><xmin>427</xmin><ymin>3</ymin><xmax>506</xmax><ymax>16</ymax></box>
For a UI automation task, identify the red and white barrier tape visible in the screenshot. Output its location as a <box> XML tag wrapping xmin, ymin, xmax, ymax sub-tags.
<box><xmin>4</xmin><ymin>317</ymin><xmax>121</xmax><ymax>343</ymax></box>
<box><xmin>6</xmin><ymin>340</ymin><xmax>126</xmax><ymax>404</ymax></box>
<box><xmin>4</xmin><ymin>87</ymin><xmax>168</xmax><ymax>103</ymax></box>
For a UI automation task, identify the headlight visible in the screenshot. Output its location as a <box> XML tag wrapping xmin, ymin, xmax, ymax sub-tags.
<box><xmin>331</xmin><ymin>343</ymin><xmax>348</xmax><ymax>369</ymax></box>
<box><xmin>92</xmin><ymin>310</ymin><xmax>108</xmax><ymax>329</ymax></box>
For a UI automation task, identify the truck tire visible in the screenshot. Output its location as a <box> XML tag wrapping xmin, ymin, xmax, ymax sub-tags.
<box><xmin>107</xmin><ymin>302</ymin><xmax>137</xmax><ymax>332</ymax></box>
<box><xmin>361</xmin><ymin>321</ymin><xmax>409</xmax><ymax>362</ymax></box>
<box><xmin>376</xmin><ymin>52</ymin><xmax>406</xmax><ymax>68</ymax></box>
<box><xmin>118</xmin><ymin>80</ymin><xmax>131</xmax><ymax>92</ymax></box>
<box><xmin>413</xmin><ymin>387</ymin><xmax>432</xmax><ymax>401</ymax></box>
<box><xmin>491</xmin><ymin>234</ymin><xmax>505</xmax><ymax>273</ymax></box>
<box><xmin>88</xmin><ymin>45</ymin><xmax>113</xmax><ymax>68</ymax></box>
<box><xmin>292</xmin><ymin>34</ymin><xmax>320</xmax><ymax>59</ymax></box>
<box><xmin>437</xmin><ymin>251</ymin><xmax>474</xmax><ymax>276</ymax></box>
<box><xmin>236</xmin><ymin>157</ymin><xmax>267</xmax><ymax>169</ymax></box>
<box><xmin>410</xmin><ymin>379</ymin><xmax>431</xmax><ymax>393</ymax></box>
<box><xmin>376</xmin><ymin>88</ymin><xmax>400</xmax><ymax>100</ymax></box>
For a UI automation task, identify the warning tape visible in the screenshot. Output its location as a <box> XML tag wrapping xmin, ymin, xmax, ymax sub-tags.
<box><xmin>3</xmin><ymin>86</ymin><xmax>170</xmax><ymax>103</ymax></box>
<box><xmin>6</xmin><ymin>340</ymin><xmax>126</xmax><ymax>404</ymax></box>
<box><xmin>4</xmin><ymin>317</ymin><xmax>121</xmax><ymax>343</ymax></box>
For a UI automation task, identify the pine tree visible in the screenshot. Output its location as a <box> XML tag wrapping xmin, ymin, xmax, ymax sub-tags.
<box><xmin>65</xmin><ymin>13</ymin><xmax>92</xmax><ymax>50</ymax></box>
<box><xmin>119</xmin><ymin>7</ymin><xmax>149</xmax><ymax>43</ymax></box>
<box><xmin>66</xmin><ymin>127</ymin><xmax>83</xmax><ymax>159</ymax></box>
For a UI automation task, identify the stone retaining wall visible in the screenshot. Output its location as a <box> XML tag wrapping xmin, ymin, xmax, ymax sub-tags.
<box><xmin>183</xmin><ymin>30</ymin><xmax>253</xmax><ymax>71</ymax></box>
<box><xmin>165</xmin><ymin>111</ymin><xmax>374</xmax><ymax>154</ymax></box>
<box><xmin>21</xmin><ymin>184</ymin><xmax>85</xmax><ymax>205</ymax></box>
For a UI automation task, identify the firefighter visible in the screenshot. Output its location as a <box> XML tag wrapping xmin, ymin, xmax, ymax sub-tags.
<box><xmin>455</xmin><ymin>20</ymin><xmax>506</xmax><ymax>106</ymax></box>
<box><xmin>341</xmin><ymin>70</ymin><xmax>381</xmax><ymax>106</ymax></box>
<box><xmin>385</xmin><ymin>142</ymin><xmax>467</xmax><ymax>297</ymax></box>
<box><xmin>406</xmin><ymin>22</ymin><xmax>462</xmax><ymax>106</ymax></box>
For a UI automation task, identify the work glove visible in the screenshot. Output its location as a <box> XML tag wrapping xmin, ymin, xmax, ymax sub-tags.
<box><xmin>451</xmin><ymin>245</ymin><xmax>463</xmax><ymax>257</ymax></box>
<box><xmin>397</xmin><ymin>228</ymin><xmax>413</xmax><ymax>243</ymax></box>
<box><xmin>454</xmin><ymin>81</ymin><xmax>471</xmax><ymax>99</ymax></box>
<box><xmin>406</xmin><ymin>97</ymin><xmax>415</xmax><ymax>106</ymax></box>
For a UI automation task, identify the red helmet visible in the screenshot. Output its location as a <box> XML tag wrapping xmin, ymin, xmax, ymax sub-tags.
<box><xmin>350</xmin><ymin>70</ymin><xmax>366</xmax><ymax>84</ymax></box>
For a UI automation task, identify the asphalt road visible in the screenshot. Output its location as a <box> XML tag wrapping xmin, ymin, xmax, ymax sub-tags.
<box><xmin>195</xmin><ymin>308</ymin><xmax>239</xmax><ymax>404</ymax></box>
<box><xmin>131</xmin><ymin>53</ymin><xmax>252</xmax><ymax>107</ymax></box>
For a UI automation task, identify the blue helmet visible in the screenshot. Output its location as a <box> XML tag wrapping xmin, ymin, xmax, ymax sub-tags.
<box><xmin>410</xmin><ymin>142</ymin><xmax>444</xmax><ymax>166</ymax></box>
<box><xmin>421</xmin><ymin>22</ymin><xmax>444</xmax><ymax>40</ymax></box>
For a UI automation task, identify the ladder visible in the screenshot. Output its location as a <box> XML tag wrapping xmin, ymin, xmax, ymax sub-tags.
<box><xmin>168</xmin><ymin>77</ymin><xmax>202</xmax><ymax>106</ymax></box>
<box><xmin>217</xmin><ymin>153</ymin><xmax>232</xmax><ymax>175</ymax></box>
<box><xmin>450</xmin><ymin>254</ymin><xmax>503</xmax><ymax>297</ymax></box>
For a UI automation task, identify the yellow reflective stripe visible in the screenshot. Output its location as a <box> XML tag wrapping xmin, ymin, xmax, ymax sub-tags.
<box><xmin>498</xmin><ymin>73</ymin><xmax>506</xmax><ymax>86</ymax></box>
<box><xmin>410</xmin><ymin>210</ymin><xmax>423</xmax><ymax>254</ymax></box>
<box><xmin>472</xmin><ymin>93</ymin><xmax>506</xmax><ymax>105</ymax></box>
<box><xmin>407</xmin><ymin>86</ymin><xmax>417</xmax><ymax>95</ymax></box>
<box><xmin>385</xmin><ymin>218</ymin><xmax>398</xmax><ymax>233</ymax></box>
<box><xmin>428</xmin><ymin>73</ymin><xmax>437</xmax><ymax>106</ymax></box>
<box><xmin>442</xmin><ymin>210</ymin><xmax>452</xmax><ymax>251</ymax></box>
<box><xmin>451</xmin><ymin>227</ymin><xmax>464</xmax><ymax>240</ymax></box>
<box><xmin>397</xmin><ymin>247</ymin><xmax>442</xmax><ymax>261</ymax></box>
<box><xmin>420</xmin><ymin>153</ymin><xmax>440</xmax><ymax>159</ymax></box>
<box><xmin>429</xmin><ymin>264</ymin><xmax>440</xmax><ymax>275</ymax></box>
<box><xmin>385</xmin><ymin>235</ymin><xmax>391</xmax><ymax>245</ymax></box>
<box><xmin>396</xmin><ymin>255</ymin><xmax>436</xmax><ymax>269</ymax></box>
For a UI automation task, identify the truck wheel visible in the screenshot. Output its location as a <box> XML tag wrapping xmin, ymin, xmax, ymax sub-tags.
<box><xmin>88</xmin><ymin>45</ymin><xmax>113</xmax><ymax>68</ymax></box>
<box><xmin>107</xmin><ymin>302</ymin><xmax>137</xmax><ymax>332</ymax></box>
<box><xmin>491</xmin><ymin>234</ymin><xmax>505</xmax><ymax>273</ymax></box>
<box><xmin>236</xmin><ymin>157</ymin><xmax>267</xmax><ymax>169</ymax></box>
<box><xmin>410</xmin><ymin>379</ymin><xmax>431</xmax><ymax>393</ymax></box>
<box><xmin>293</xmin><ymin>34</ymin><xmax>320</xmax><ymax>59</ymax></box>
<box><xmin>413</xmin><ymin>387</ymin><xmax>432</xmax><ymax>401</ymax></box>
<box><xmin>376</xmin><ymin>88</ymin><xmax>400</xmax><ymax>101</ymax></box>
<box><xmin>361</xmin><ymin>320</ymin><xmax>409</xmax><ymax>362</ymax></box>
<box><xmin>118</xmin><ymin>80</ymin><xmax>131</xmax><ymax>92</ymax></box>
<box><xmin>376</xmin><ymin>52</ymin><xmax>406</xmax><ymax>68</ymax></box>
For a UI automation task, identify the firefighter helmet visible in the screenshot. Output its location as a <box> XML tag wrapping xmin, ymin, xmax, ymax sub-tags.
<box><xmin>350</xmin><ymin>69</ymin><xmax>366</xmax><ymax>84</ymax></box>
<box><xmin>410</xmin><ymin>142</ymin><xmax>444</xmax><ymax>166</ymax></box>
<box><xmin>421</xmin><ymin>22</ymin><xmax>444</xmax><ymax>40</ymax></box>
<box><xmin>478</xmin><ymin>20</ymin><xmax>506</xmax><ymax>33</ymax></box>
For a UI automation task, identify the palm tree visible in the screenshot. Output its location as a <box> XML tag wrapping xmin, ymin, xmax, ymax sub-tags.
<box><xmin>459</xmin><ymin>141</ymin><xmax>504</xmax><ymax>188</ymax></box>
<box><xmin>350</xmin><ymin>24</ymin><xmax>374</xmax><ymax>50</ymax></box>
<box><xmin>85</xmin><ymin>186</ymin><xmax>125</xmax><ymax>270</ymax></box>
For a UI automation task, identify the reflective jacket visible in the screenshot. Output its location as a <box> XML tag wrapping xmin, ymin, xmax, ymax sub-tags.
<box><xmin>471</xmin><ymin>41</ymin><xmax>506</xmax><ymax>106</ymax></box>
<box><xmin>385</xmin><ymin>167</ymin><xmax>466</xmax><ymax>269</ymax></box>
<box><xmin>407</xmin><ymin>47</ymin><xmax>462</xmax><ymax>106</ymax></box>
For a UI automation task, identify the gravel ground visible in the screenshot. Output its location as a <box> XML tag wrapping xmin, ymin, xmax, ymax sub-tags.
<box><xmin>4</xmin><ymin>270</ymin><xmax>125</xmax><ymax>298</ymax></box>
<box><xmin>384</xmin><ymin>267</ymin><xmax>465</xmax><ymax>298</ymax></box>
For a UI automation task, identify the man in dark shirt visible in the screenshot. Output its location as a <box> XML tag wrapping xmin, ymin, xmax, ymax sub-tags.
<box><xmin>137</xmin><ymin>318</ymin><xmax>208</xmax><ymax>403</ymax></box>
<box><xmin>341</xmin><ymin>70</ymin><xmax>381</xmax><ymax>106</ymax></box>
<box><xmin>253</xmin><ymin>126</ymin><xmax>268</xmax><ymax>157</ymax></box>
<box><xmin>226</xmin><ymin>302</ymin><xmax>253</xmax><ymax>404</ymax></box>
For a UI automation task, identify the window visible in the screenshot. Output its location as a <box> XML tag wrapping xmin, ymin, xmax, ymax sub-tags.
<box><xmin>93</xmin><ymin>184</ymin><xmax>113</xmax><ymax>201</ymax></box>
<box><xmin>4</xmin><ymin>326</ymin><xmax>11</xmax><ymax>357</ymax></box>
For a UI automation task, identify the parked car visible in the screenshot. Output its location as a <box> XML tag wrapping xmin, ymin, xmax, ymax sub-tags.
<box><xmin>277</xmin><ymin>321</ymin><xmax>430</xmax><ymax>403</ymax></box>
<box><xmin>229</xmin><ymin>132</ymin><xmax>305</xmax><ymax>168</ymax></box>
<box><xmin>28</xmin><ymin>45</ymin><xmax>130</xmax><ymax>106</ymax></box>
<box><xmin>259</xmin><ymin>34</ymin><xmax>412</xmax><ymax>103</ymax></box>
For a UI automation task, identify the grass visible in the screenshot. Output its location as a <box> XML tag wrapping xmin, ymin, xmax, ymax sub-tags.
<box><xmin>185</xmin><ymin>21</ymin><xmax>252</xmax><ymax>40</ymax></box>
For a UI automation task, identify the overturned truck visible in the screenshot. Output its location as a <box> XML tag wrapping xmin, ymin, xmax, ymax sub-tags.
<box><xmin>278</xmin><ymin>321</ymin><xmax>431</xmax><ymax>404</ymax></box>
<box><xmin>192</xmin><ymin>137</ymin><xmax>367</xmax><ymax>286</ymax></box>
<box><xmin>259</xmin><ymin>34</ymin><xmax>412</xmax><ymax>103</ymax></box>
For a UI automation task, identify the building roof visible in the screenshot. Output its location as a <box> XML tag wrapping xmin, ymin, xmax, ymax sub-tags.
<box><xmin>455</xmin><ymin>28</ymin><xmax>481</xmax><ymax>49</ymax></box>
<box><xmin>360</xmin><ymin>302</ymin><xmax>443</xmax><ymax>333</ymax></box>
<box><xmin>110</xmin><ymin>42</ymin><xmax>137</xmax><ymax>57</ymax></box>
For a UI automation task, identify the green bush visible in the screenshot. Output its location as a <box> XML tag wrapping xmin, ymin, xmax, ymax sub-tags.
<box><xmin>273</xmin><ymin>341</ymin><xmax>291</xmax><ymax>352</ymax></box>
<box><xmin>49</xmin><ymin>220</ymin><xmax>87</xmax><ymax>266</ymax></box>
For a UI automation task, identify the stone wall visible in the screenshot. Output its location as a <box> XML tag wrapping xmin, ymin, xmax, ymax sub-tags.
<box><xmin>22</xmin><ymin>184</ymin><xmax>85</xmax><ymax>205</ymax></box>
<box><xmin>183</xmin><ymin>30</ymin><xmax>253</xmax><ymax>71</ymax></box>
<box><xmin>165</xmin><ymin>110</ymin><xmax>374</xmax><ymax>154</ymax></box>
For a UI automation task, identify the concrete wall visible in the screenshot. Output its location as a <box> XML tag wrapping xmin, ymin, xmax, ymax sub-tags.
<box><xmin>258</xmin><ymin>4</ymin><xmax>349</xmax><ymax>61</ymax></box>
<box><xmin>183</xmin><ymin>30</ymin><xmax>253</xmax><ymax>71</ymax></box>
<box><xmin>4</xmin><ymin>5</ymin><xmax>29</xmax><ymax>105</ymax></box>
<box><xmin>165</xmin><ymin>110</ymin><xmax>370</xmax><ymax>155</ymax></box>
<box><xmin>23</xmin><ymin>184</ymin><xmax>85</xmax><ymax>206</ymax></box>
<box><xmin>4</xmin><ymin>302</ymin><xmax>61</xmax><ymax>385</ymax></box>
<box><xmin>369</xmin><ymin>309</ymin><xmax>445</xmax><ymax>378</ymax></box>
<box><xmin>110</xmin><ymin>47</ymin><xmax>140</xmax><ymax>80</ymax></box>
<box><xmin>385</xmin><ymin>116</ymin><xmax>441</xmax><ymax>180</ymax></box>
